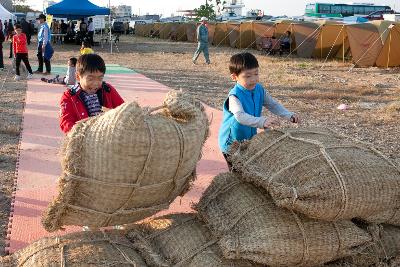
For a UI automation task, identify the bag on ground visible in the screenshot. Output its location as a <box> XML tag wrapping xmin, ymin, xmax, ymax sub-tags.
<box><xmin>126</xmin><ymin>213</ymin><xmax>258</xmax><ymax>267</ymax></box>
<box><xmin>0</xmin><ymin>230</ymin><xmax>147</xmax><ymax>266</ymax></box>
<box><xmin>229</xmin><ymin>128</ymin><xmax>400</xmax><ymax>225</ymax></box>
<box><xmin>196</xmin><ymin>172</ymin><xmax>372</xmax><ymax>267</ymax></box>
<box><xmin>42</xmin><ymin>91</ymin><xmax>209</xmax><ymax>232</ymax></box>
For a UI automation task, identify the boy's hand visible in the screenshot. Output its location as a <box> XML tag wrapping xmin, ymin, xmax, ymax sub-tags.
<box><xmin>290</xmin><ymin>114</ymin><xmax>300</xmax><ymax>123</ymax></box>
<box><xmin>263</xmin><ymin>118</ymin><xmax>280</xmax><ymax>129</ymax></box>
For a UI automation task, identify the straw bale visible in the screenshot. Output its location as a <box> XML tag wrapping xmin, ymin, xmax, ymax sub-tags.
<box><xmin>42</xmin><ymin>91</ymin><xmax>209</xmax><ymax>232</ymax></box>
<box><xmin>0</xmin><ymin>231</ymin><xmax>146</xmax><ymax>266</ymax></box>
<box><xmin>126</xmin><ymin>213</ymin><xmax>258</xmax><ymax>267</ymax></box>
<box><xmin>196</xmin><ymin>172</ymin><xmax>372</xmax><ymax>266</ymax></box>
<box><xmin>229</xmin><ymin>128</ymin><xmax>400</xmax><ymax>225</ymax></box>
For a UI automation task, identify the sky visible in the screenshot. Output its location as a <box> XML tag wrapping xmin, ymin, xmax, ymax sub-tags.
<box><xmin>29</xmin><ymin>0</ymin><xmax>400</xmax><ymax>17</ymax></box>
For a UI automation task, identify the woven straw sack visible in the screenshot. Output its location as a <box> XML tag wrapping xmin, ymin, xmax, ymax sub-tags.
<box><xmin>229</xmin><ymin>128</ymin><xmax>400</xmax><ymax>225</ymax></box>
<box><xmin>126</xmin><ymin>213</ymin><xmax>258</xmax><ymax>267</ymax></box>
<box><xmin>42</xmin><ymin>91</ymin><xmax>209</xmax><ymax>232</ymax></box>
<box><xmin>196</xmin><ymin>172</ymin><xmax>372</xmax><ymax>267</ymax></box>
<box><xmin>330</xmin><ymin>224</ymin><xmax>400</xmax><ymax>267</ymax></box>
<box><xmin>0</xmin><ymin>230</ymin><xmax>147</xmax><ymax>266</ymax></box>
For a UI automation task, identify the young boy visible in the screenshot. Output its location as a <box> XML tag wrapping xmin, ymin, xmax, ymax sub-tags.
<box><xmin>218</xmin><ymin>52</ymin><xmax>300</xmax><ymax>170</ymax></box>
<box><xmin>80</xmin><ymin>40</ymin><xmax>94</xmax><ymax>55</ymax></box>
<box><xmin>12</xmin><ymin>24</ymin><xmax>33</xmax><ymax>80</ymax></box>
<box><xmin>59</xmin><ymin>54</ymin><xmax>124</xmax><ymax>133</ymax></box>
<box><xmin>42</xmin><ymin>57</ymin><xmax>77</xmax><ymax>85</ymax></box>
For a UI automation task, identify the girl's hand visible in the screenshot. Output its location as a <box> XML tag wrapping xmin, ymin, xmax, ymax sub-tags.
<box><xmin>264</xmin><ymin>118</ymin><xmax>280</xmax><ymax>129</ymax></box>
<box><xmin>290</xmin><ymin>114</ymin><xmax>300</xmax><ymax>123</ymax></box>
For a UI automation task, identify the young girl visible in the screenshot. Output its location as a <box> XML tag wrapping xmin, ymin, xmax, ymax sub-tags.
<box><xmin>12</xmin><ymin>24</ymin><xmax>33</xmax><ymax>80</ymax></box>
<box><xmin>41</xmin><ymin>57</ymin><xmax>77</xmax><ymax>85</ymax></box>
<box><xmin>218</xmin><ymin>52</ymin><xmax>300</xmax><ymax>170</ymax></box>
<box><xmin>80</xmin><ymin>40</ymin><xmax>94</xmax><ymax>55</ymax></box>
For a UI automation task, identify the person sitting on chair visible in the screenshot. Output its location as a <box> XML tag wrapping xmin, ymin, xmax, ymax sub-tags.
<box><xmin>281</xmin><ymin>31</ymin><xmax>292</xmax><ymax>53</ymax></box>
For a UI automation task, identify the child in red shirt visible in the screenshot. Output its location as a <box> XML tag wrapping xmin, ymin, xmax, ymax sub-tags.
<box><xmin>13</xmin><ymin>24</ymin><xmax>33</xmax><ymax>80</ymax></box>
<box><xmin>59</xmin><ymin>54</ymin><xmax>124</xmax><ymax>133</ymax></box>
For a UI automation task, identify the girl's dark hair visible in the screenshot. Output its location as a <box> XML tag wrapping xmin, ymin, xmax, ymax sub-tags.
<box><xmin>14</xmin><ymin>24</ymin><xmax>21</xmax><ymax>29</ymax></box>
<box><xmin>69</xmin><ymin>57</ymin><xmax>77</xmax><ymax>67</ymax></box>
<box><xmin>229</xmin><ymin>52</ymin><xmax>259</xmax><ymax>75</ymax></box>
<box><xmin>76</xmin><ymin>54</ymin><xmax>106</xmax><ymax>75</ymax></box>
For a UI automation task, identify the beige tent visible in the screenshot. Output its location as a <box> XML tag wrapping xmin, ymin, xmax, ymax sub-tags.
<box><xmin>253</xmin><ymin>21</ymin><xmax>275</xmax><ymax>50</ymax></box>
<box><xmin>207</xmin><ymin>23</ymin><xmax>216</xmax><ymax>45</ymax></box>
<box><xmin>143</xmin><ymin>24</ymin><xmax>153</xmax><ymax>37</ymax></box>
<box><xmin>135</xmin><ymin>24</ymin><xmax>145</xmax><ymax>36</ymax></box>
<box><xmin>237</xmin><ymin>21</ymin><xmax>255</xmax><ymax>49</ymax></box>
<box><xmin>160</xmin><ymin>23</ymin><xmax>174</xmax><ymax>39</ymax></box>
<box><xmin>376</xmin><ymin>23</ymin><xmax>400</xmax><ymax>67</ymax></box>
<box><xmin>314</xmin><ymin>23</ymin><xmax>348</xmax><ymax>60</ymax></box>
<box><xmin>169</xmin><ymin>23</ymin><xmax>187</xmax><ymax>41</ymax></box>
<box><xmin>152</xmin><ymin>23</ymin><xmax>162</xmax><ymax>38</ymax></box>
<box><xmin>185</xmin><ymin>22</ymin><xmax>197</xmax><ymax>42</ymax></box>
<box><xmin>213</xmin><ymin>22</ymin><xmax>229</xmax><ymax>46</ymax></box>
<box><xmin>177</xmin><ymin>23</ymin><xmax>188</xmax><ymax>41</ymax></box>
<box><xmin>291</xmin><ymin>21</ymin><xmax>348</xmax><ymax>59</ymax></box>
<box><xmin>346</xmin><ymin>21</ymin><xmax>392</xmax><ymax>67</ymax></box>
<box><xmin>292</xmin><ymin>22</ymin><xmax>322</xmax><ymax>58</ymax></box>
<box><xmin>226</xmin><ymin>21</ymin><xmax>241</xmax><ymax>48</ymax></box>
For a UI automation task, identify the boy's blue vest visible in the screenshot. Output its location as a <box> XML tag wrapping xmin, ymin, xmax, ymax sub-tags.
<box><xmin>218</xmin><ymin>83</ymin><xmax>265</xmax><ymax>153</ymax></box>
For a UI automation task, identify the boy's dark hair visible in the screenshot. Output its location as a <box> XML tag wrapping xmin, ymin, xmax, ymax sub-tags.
<box><xmin>229</xmin><ymin>52</ymin><xmax>259</xmax><ymax>75</ymax></box>
<box><xmin>69</xmin><ymin>57</ymin><xmax>77</xmax><ymax>66</ymax></box>
<box><xmin>76</xmin><ymin>54</ymin><xmax>106</xmax><ymax>75</ymax></box>
<box><xmin>14</xmin><ymin>24</ymin><xmax>21</xmax><ymax>29</ymax></box>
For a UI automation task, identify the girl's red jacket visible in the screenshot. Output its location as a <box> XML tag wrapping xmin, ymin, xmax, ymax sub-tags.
<box><xmin>59</xmin><ymin>82</ymin><xmax>124</xmax><ymax>133</ymax></box>
<box><xmin>12</xmin><ymin>33</ymin><xmax>29</xmax><ymax>54</ymax></box>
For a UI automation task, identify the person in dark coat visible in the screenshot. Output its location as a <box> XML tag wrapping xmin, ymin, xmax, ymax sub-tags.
<box><xmin>20</xmin><ymin>18</ymin><xmax>31</xmax><ymax>45</ymax></box>
<box><xmin>6</xmin><ymin>19</ymin><xmax>14</xmax><ymax>58</ymax></box>
<box><xmin>0</xmin><ymin>29</ymin><xmax>5</xmax><ymax>70</ymax></box>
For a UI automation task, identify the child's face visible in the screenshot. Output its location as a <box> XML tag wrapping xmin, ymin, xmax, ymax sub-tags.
<box><xmin>76</xmin><ymin>70</ymin><xmax>104</xmax><ymax>95</ymax></box>
<box><xmin>14</xmin><ymin>28</ymin><xmax>22</xmax><ymax>34</ymax></box>
<box><xmin>68</xmin><ymin>60</ymin><xmax>74</xmax><ymax>67</ymax></box>
<box><xmin>231</xmin><ymin>68</ymin><xmax>259</xmax><ymax>90</ymax></box>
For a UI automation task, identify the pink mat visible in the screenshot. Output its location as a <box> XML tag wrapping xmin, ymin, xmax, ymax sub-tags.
<box><xmin>6</xmin><ymin>73</ymin><xmax>227</xmax><ymax>253</ymax></box>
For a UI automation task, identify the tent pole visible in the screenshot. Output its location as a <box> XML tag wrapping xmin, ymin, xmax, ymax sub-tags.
<box><xmin>109</xmin><ymin>0</ymin><xmax>112</xmax><ymax>54</ymax></box>
<box><xmin>342</xmin><ymin>32</ymin><xmax>345</xmax><ymax>63</ymax></box>
<box><xmin>386</xmin><ymin>30</ymin><xmax>392</xmax><ymax>69</ymax></box>
<box><xmin>320</xmin><ymin>29</ymin><xmax>323</xmax><ymax>59</ymax></box>
<box><xmin>290</xmin><ymin>24</ymin><xmax>293</xmax><ymax>54</ymax></box>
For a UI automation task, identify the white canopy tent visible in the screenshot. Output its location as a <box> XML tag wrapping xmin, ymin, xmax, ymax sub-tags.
<box><xmin>0</xmin><ymin>3</ymin><xmax>15</xmax><ymax>23</ymax></box>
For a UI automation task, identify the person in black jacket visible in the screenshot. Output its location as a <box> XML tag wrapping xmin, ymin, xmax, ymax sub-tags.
<box><xmin>0</xmin><ymin>29</ymin><xmax>4</xmax><ymax>70</ymax></box>
<box><xmin>20</xmin><ymin>18</ymin><xmax>31</xmax><ymax>45</ymax></box>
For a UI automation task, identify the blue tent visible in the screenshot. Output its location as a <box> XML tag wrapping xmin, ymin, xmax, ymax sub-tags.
<box><xmin>46</xmin><ymin>0</ymin><xmax>110</xmax><ymax>19</ymax></box>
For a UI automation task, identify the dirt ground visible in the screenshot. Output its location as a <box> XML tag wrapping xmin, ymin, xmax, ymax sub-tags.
<box><xmin>0</xmin><ymin>35</ymin><xmax>399</xmax><ymax>259</ymax></box>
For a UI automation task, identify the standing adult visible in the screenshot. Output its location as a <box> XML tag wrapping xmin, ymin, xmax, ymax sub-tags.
<box><xmin>34</xmin><ymin>14</ymin><xmax>52</xmax><ymax>75</ymax></box>
<box><xmin>3</xmin><ymin>20</ymin><xmax>7</xmax><ymax>36</ymax></box>
<box><xmin>78</xmin><ymin>18</ymin><xmax>87</xmax><ymax>44</ymax></box>
<box><xmin>29</xmin><ymin>20</ymin><xmax>35</xmax><ymax>42</ymax></box>
<box><xmin>21</xmin><ymin>18</ymin><xmax>31</xmax><ymax>45</ymax></box>
<box><xmin>51</xmin><ymin>19</ymin><xmax>59</xmax><ymax>44</ymax></box>
<box><xmin>87</xmin><ymin>18</ymin><xmax>94</xmax><ymax>45</ymax></box>
<box><xmin>192</xmin><ymin>17</ymin><xmax>210</xmax><ymax>65</ymax></box>
<box><xmin>0</xmin><ymin>26</ymin><xmax>4</xmax><ymax>70</ymax></box>
<box><xmin>60</xmin><ymin>19</ymin><xmax>68</xmax><ymax>43</ymax></box>
<box><xmin>6</xmin><ymin>19</ymin><xmax>14</xmax><ymax>58</ymax></box>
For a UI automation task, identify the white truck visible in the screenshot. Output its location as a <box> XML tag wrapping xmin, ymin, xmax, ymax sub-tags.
<box><xmin>383</xmin><ymin>14</ymin><xmax>400</xmax><ymax>22</ymax></box>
